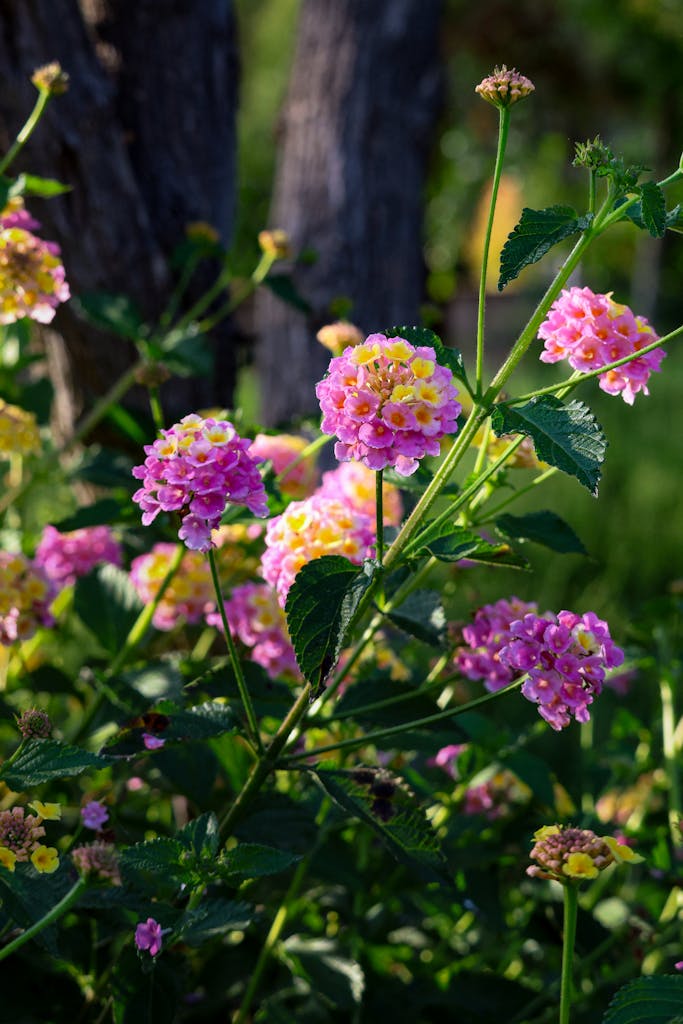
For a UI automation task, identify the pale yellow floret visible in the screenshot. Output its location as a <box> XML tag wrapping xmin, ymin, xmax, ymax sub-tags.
<box><xmin>383</xmin><ymin>340</ymin><xmax>413</xmax><ymax>362</ymax></box>
<box><xmin>0</xmin><ymin>846</ymin><xmax>17</xmax><ymax>872</ymax></box>
<box><xmin>410</xmin><ymin>357</ymin><xmax>435</xmax><ymax>378</ymax></box>
<box><xmin>390</xmin><ymin>384</ymin><xmax>415</xmax><ymax>403</ymax></box>
<box><xmin>562</xmin><ymin>852</ymin><xmax>599</xmax><ymax>879</ymax></box>
<box><xmin>533</xmin><ymin>825</ymin><xmax>562</xmax><ymax>841</ymax></box>
<box><xmin>413</xmin><ymin>381</ymin><xmax>440</xmax><ymax>405</ymax></box>
<box><xmin>29</xmin><ymin>801</ymin><xmax>62</xmax><ymax>821</ymax></box>
<box><xmin>352</xmin><ymin>342</ymin><xmax>381</xmax><ymax>366</ymax></box>
<box><xmin>603</xmin><ymin>836</ymin><xmax>645</xmax><ymax>864</ymax></box>
<box><xmin>30</xmin><ymin>845</ymin><xmax>59</xmax><ymax>874</ymax></box>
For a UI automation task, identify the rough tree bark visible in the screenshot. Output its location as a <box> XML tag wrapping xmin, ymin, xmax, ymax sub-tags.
<box><xmin>255</xmin><ymin>0</ymin><xmax>443</xmax><ymax>426</ymax></box>
<box><xmin>0</xmin><ymin>0</ymin><xmax>239</xmax><ymax>438</ymax></box>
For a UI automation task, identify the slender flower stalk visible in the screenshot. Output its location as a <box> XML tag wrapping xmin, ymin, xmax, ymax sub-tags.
<box><xmin>208</xmin><ymin>547</ymin><xmax>263</xmax><ymax>754</ymax></box>
<box><xmin>659</xmin><ymin>670</ymin><xmax>682</xmax><ymax>848</ymax></box>
<box><xmin>560</xmin><ymin>884</ymin><xmax>579</xmax><ymax>1024</ymax></box>
<box><xmin>0</xmin><ymin>87</ymin><xmax>52</xmax><ymax>176</ymax></box>
<box><xmin>0</xmin><ymin>877</ymin><xmax>87</xmax><ymax>962</ymax></box>
<box><xmin>375</xmin><ymin>469</ymin><xmax>385</xmax><ymax>570</ymax></box>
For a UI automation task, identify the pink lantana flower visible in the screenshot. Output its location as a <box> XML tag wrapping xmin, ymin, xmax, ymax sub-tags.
<box><xmin>35</xmin><ymin>524</ymin><xmax>122</xmax><ymax>587</ymax></box>
<box><xmin>317</xmin><ymin>461</ymin><xmax>403</xmax><ymax>526</ymax></box>
<box><xmin>135</xmin><ymin>918</ymin><xmax>164</xmax><ymax>957</ymax></box>
<box><xmin>538</xmin><ymin>286</ymin><xmax>665</xmax><ymax>404</ymax></box>
<box><xmin>316</xmin><ymin>333</ymin><xmax>461</xmax><ymax>476</ymax></box>
<box><xmin>132</xmin><ymin>415</ymin><xmax>268</xmax><ymax>552</ymax></box>
<box><xmin>206</xmin><ymin>581</ymin><xmax>298</xmax><ymax>680</ymax></box>
<box><xmin>250</xmin><ymin>433</ymin><xmax>319</xmax><ymax>499</ymax></box>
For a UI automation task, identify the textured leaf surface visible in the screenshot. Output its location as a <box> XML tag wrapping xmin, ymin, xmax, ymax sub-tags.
<box><xmin>492</xmin><ymin>397</ymin><xmax>607</xmax><ymax>494</ymax></box>
<box><xmin>499</xmin><ymin>206</ymin><xmax>593</xmax><ymax>289</ymax></box>
<box><xmin>419</xmin><ymin>524</ymin><xmax>526</xmax><ymax>567</ymax></box>
<box><xmin>74</xmin><ymin>292</ymin><xmax>145</xmax><ymax>339</ymax></box>
<box><xmin>311</xmin><ymin>767</ymin><xmax>451</xmax><ymax>885</ymax></box>
<box><xmin>0</xmin><ymin>739</ymin><xmax>110</xmax><ymax>788</ymax></box>
<box><xmin>286</xmin><ymin>556</ymin><xmax>375</xmax><ymax>696</ymax></box>
<box><xmin>639</xmin><ymin>182</ymin><xmax>667</xmax><ymax>237</ymax></box>
<box><xmin>221</xmin><ymin>843</ymin><xmax>301</xmax><ymax>881</ymax></box>
<box><xmin>388</xmin><ymin>589</ymin><xmax>447</xmax><ymax>647</ymax></box>
<box><xmin>176</xmin><ymin>899</ymin><xmax>253</xmax><ymax>945</ymax></box>
<box><xmin>603</xmin><ymin>976</ymin><xmax>683</xmax><ymax>1023</ymax></box>
<box><xmin>74</xmin><ymin>564</ymin><xmax>144</xmax><ymax>655</ymax></box>
<box><xmin>495</xmin><ymin>510</ymin><xmax>587</xmax><ymax>554</ymax></box>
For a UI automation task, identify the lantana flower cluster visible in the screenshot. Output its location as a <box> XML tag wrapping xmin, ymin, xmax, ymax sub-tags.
<box><xmin>456</xmin><ymin>596</ymin><xmax>539</xmax><ymax>691</ymax></box>
<box><xmin>316</xmin><ymin>333</ymin><xmax>461</xmax><ymax>476</ymax></box>
<box><xmin>528</xmin><ymin>824</ymin><xmax>643</xmax><ymax>883</ymax></box>
<box><xmin>207</xmin><ymin>581</ymin><xmax>298</xmax><ymax>679</ymax></box>
<box><xmin>249</xmin><ymin>433</ymin><xmax>319</xmax><ymax>498</ymax></box>
<box><xmin>130</xmin><ymin>543</ymin><xmax>215</xmax><ymax>631</ymax></box>
<box><xmin>475</xmin><ymin>65</ymin><xmax>535</xmax><ymax>108</ymax></box>
<box><xmin>0</xmin><ymin>398</ymin><xmax>41</xmax><ymax>457</ymax></box>
<box><xmin>538</xmin><ymin>286</ymin><xmax>665</xmax><ymax>404</ymax></box>
<box><xmin>72</xmin><ymin>841</ymin><xmax>121</xmax><ymax>884</ymax></box>
<box><xmin>35</xmin><ymin>524</ymin><xmax>122</xmax><ymax>587</ymax></box>
<box><xmin>0</xmin><ymin>200</ymin><xmax>69</xmax><ymax>325</ymax></box>
<box><xmin>0</xmin><ymin>551</ymin><xmax>57</xmax><ymax>645</ymax></box>
<box><xmin>317</xmin><ymin>461</ymin><xmax>403</xmax><ymax>526</ymax></box>
<box><xmin>0</xmin><ymin>805</ymin><xmax>59</xmax><ymax>874</ymax></box>
<box><xmin>261</xmin><ymin>495</ymin><xmax>375</xmax><ymax>606</ymax></box>
<box><xmin>132</xmin><ymin>414</ymin><xmax>269</xmax><ymax>552</ymax></box>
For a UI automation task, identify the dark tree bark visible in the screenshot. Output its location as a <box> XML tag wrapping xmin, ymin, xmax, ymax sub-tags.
<box><xmin>0</xmin><ymin>0</ymin><xmax>239</xmax><ymax>438</ymax></box>
<box><xmin>255</xmin><ymin>0</ymin><xmax>443</xmax><ymax>426</ymax></box>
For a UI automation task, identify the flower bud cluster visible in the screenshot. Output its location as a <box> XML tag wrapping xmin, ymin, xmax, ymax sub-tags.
<box><xmin>35</xmin><ymin>524</ymin><xmax>122</xmax><ymax>587</ymax></box>
<box><xmin>475</xmin><ymin>66</ymin><xmax>535</xmax><ymax>108</ymax></box>
<box><xmin>528</xmin><ymin>824</ymin><xmax>643</xmax><ymax>883</ymax></box>
<box><xmin>261</xmin><ymin>495</ymin><xmax>375</xmax><ymax>606</ymax></box>
<box><xmin>538</xmin><ymin>286</ymin><xmax>665</xmax><ymax>404</ymax></box>
<box><xmin>0</xmin><ymin>399</ymin><xmax>40</xmax><ymax>457</ymax></box>
<box><xmin>316</xmin><ymin>333</ymin><xmax>461</xmax><ymax>477</ymax></box>
<box><xmin>132</xmin><ymin>414</ymin><xmax>269</xmax><ymax>552</ymax></box>
<box><xmin>0</xmin><ymin>805</ymin><xmax>59</xmax><ymax>874</ymax></box>
<box><xmin>0</xmin><ymin>551</ymin><xmax>57</xmax><ymax>645</ymax></box>
<box><xmin>207</xmin><ymin>581</ymin><xmax>298</xmax><ymax>679</ymax></box>
<box><xmin>16</xmin><ymin>707</ymin><xmax>51</xmax><ymax>739</ymax></box>
<box><xmin>456</xmin><ymin>597</ymin><xmax>539</xmax><ymax>691</ymax></box>
<box><xmin>72</xmin><ymin>841</ymin><xmax>121</xmax><ymax>885</ymax></box>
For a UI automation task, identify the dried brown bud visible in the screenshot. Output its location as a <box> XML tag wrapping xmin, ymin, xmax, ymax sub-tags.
<box><xmin>31</xmin><ymin>62</ymin><xmax>69</xmax><ymax>96</ymax></box>
<box><xmin>475</xmin><ymin>66</ymin><xmax>534</xmax><ymax>109</ymax></box>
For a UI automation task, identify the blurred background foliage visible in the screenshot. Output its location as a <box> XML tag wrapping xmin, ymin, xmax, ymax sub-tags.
<box><xmin>234</xmin><ymin>0</ymin><xmax>683</xmax><ymax>628</ymax></box>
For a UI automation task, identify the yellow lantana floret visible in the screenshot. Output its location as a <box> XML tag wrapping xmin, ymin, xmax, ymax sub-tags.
<box><xmin>603</xmin><ymin>836</ymin><xmax>645</xmax><ymax>864</ymax></box>
<box><xmin>30</xmin><ymin>845</ymin><xmax>59</xmax><ymax>874</ymax></box>
<box><xmin>29</xmin><ymin>801</ymin><xmax>62</xmax><ymax>821</ymax></box>
<box><xmin>562</xmin><ymin>852</ymin><xmax>599</xmax><ymax>880</ymax></box>
<box><xmin>533</xmin><ymin>824</ymin><xmax>562</xmax><ymax>841</ymax></box>
<box><xmin>0</xmin><ymin>847</ymin><xmax>17</xmax><ymax>872</ymax></box>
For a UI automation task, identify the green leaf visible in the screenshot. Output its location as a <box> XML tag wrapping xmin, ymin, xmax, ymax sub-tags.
<box><xmin>263</xmin><ymin>274</ymin><xmax>312</xmax><ymax>313</ymax></box>
<box><xmin>74</xmin><ymin>564</ymin><xmax>144</xmax><ymax>655</ymax></box>
<box><xmin>495</xmin><ymin>510</ymin><xmax>587</xmax><ymax>555</ymax></box>
<box><xmin>158</xmin><ymin>323</ymin><xmax>213</xmax><ymax>378</ymax></box>
<box><xmin>286</xmin><ymin>556</ymin><xmax>375</xmax><ymax>697</ymax></box>
<box><xmin>111</xmin><ymin>947</ymin><xmax>180</xmax><ymax>1024</ymax></box>
<box><xmin>120</xmin><ymin>660</ymin><xmax>184</xmax><ymax>705</ymax></box>
<box><xmin>160</xmin><ymin>700</ymin><xmax>240</xmax><ymax>741</ymax></box>
<box><xmin>0</xmin><ymin>864</ymin><xmax>72</xmax><ymax>955</ymax></box>
<box><xmin>498</xmin><ymin>206</ymin><xmax>593</xmax><ymax>290</ymax></box>
<box><xmin>639</xmin><ymin>181</ymin><xmax>667</xmax><ymax>237</ymax></box>
<box><xmin>421</xmin><ymin>526</ymin><xmax>528</xmax><ymax>568</ymax></box>
<box><xmin>73</xmin><ymin>292</ymin><xmax>146</xmax><ymax>340</ymax></box>
<box><xmin>491</xmin><ymin>397</ymin><xmax>607</xmax><ymax>495</ymax></box>
<box><xmin>0</xmin><ymin>739</ymin><xmax>110</xmax><ymax>788</ymax></box>
<box><xmin>388</xmin><ymin>589</ymin><xmax>447</xmax><ymax>646</ymax></box>
<box><xmin>120</xmin><ymin>837</ymin><xmax>194</xmax><ymax>896</ymax></box>
<box><xmin>52</xmin><ymin>498</ymin><xmax>125</xmax><ymax>532</ymax></box>
<box><xmin>385</xmin><ymin>324</ymin><xmax>468</xmax><ymax>386</ymax></box>
<box><xmin>311</xmin><ymin>767</ymin><xmax>451</xmax><ymax>885</ymax></box>
<box><xmin>0</xmin><ymin>176</ymin><xmax>11</xmax><ymax>210</ymax></box>
<box><xmin>603</xmin><ymin>976</ymin><xmax>683</xmax><ymax>1023</ymax></box>
<box><xmin>177</xmin><ymin>812</ymin><xmax>220</xmax><ymax>859</ymax></box>
<box><xmin>176</xmin><ymin>898</ymin><xmax>252</xmax><ymax>945</ymax></box>
<box><xmin>220</xmin><ymin>842</ymin><xmax>301</xmax><ymax>881</ymax></box>
<box><xmin>11</xmin><ymin>173</ymin><xmax>71</xmax><ymax>198</ymax></box>
<box><xmin>283</xmin><ymin>936</ymin><xmax>365</xmax><ymax>1010</ymax></box>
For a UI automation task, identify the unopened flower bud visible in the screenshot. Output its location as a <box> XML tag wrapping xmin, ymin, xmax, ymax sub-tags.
<box><xmin>573</xmin><ymin>136</ymin><xmax>613</xmax><ymax>171</ymax></box>
<box><xmin>31</xmin><ymin>62</ymin><xmax>69</xmax><ymax>96</ymax></box>
<box><xmin>258</xmin><ymin>229</ymin><xmax>292</xmax><ymax>260</ymax></box>
<box><xmin>134</xmin><ymin>362</ymin><xmax>172</xmax><ymax>388</ymax></box>
<box><xmin>475</xmin><ymin>66</ymin><xmax>534</xmax><ymax>109</ymax></box>
<box><xmin>16</xmin><ymin>707</ymin><xmax>51</xmax><ymax>739</ymax></box>
<box><xmin>185</xmin><ymin>221</ymin><xmax>220</xmax><ymax>244</ymax></box>
<box><xmin>316</xmin><ymin>320</ymin><xmax>364</xmax><ymax>356</ymax></box>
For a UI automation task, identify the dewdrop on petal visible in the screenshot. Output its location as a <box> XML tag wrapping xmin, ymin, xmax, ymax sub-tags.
<box><xmin>475</xmin><ymin>66</ymin><xmax>535</xmax><ymax>109</ymax></box>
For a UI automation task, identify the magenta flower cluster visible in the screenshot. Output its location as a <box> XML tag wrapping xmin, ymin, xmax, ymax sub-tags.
<box><xmin>132</xmin><ymin>414</ymin><xmax>269</xmax><ymax>552</ymax></box>
<box><xmin>316</xmin><ymin>333</ymin><xmax>461</xmax><ymax>476</ymax></box>
<box><xmin>456</xmin><ymin>597</ymin><xmax>538</xmax><ymax>692</ymax></box>
<box><xmin>207</xmin><ymin>581</ymin><xmax>298</xmax><ymax>679</ymax></box>
<box><xmin>538</xmin><ymin>286</ymin><xmax>665</xmax><ymax>404</ymax></box>
<box><xmin>35</xmin><ymin>524</ymin><xmax>122</xmax><ymax>587</ymax></box>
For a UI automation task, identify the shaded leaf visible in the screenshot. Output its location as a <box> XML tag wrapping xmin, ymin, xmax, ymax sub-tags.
<box><xmin>639</xmin><ymin>181</ymin><xmax>667</xmax><ymax>237</ymax></box>
<box><xmin>74</xmin><ymin>292</ymin><xmax>146</xmax><ymax>340</ymax></box>
<box><xmin>220</xmin><ymin>842</ymin><xmax>301</xmax><ymax>881</ymax></box>
<box><xmin>495</xmin><ymin>510</ymin><xmax>587</xmax><ymax>555</ymax></box>
<box><xmin>0</xmin><ymin>739</ymin><xmax>110</xmax><ymax>788</ymax></box>
<box><xmin>53</xmin><ymin>498</ymin><xmax>125</xmax><ymax>532</ymax></box>
<box><xmin>491</xmin><ymin>397</ymin><xmax>607</xmax><ymax>495</ymax></box>
<box><xmin>12</xmin><ymin>173</ymin><xmax>71</xmax><ymax>197</ymax></box>
<box><xmin>388</xmin><ymin>589</ymin><xmax>447</xmax><ymax>646</ymax></box>
<box><xmin>603</xmin><ymin>976</ymin><xmax>683</xmax><ymax>1023</ymax></box>
<box><xmin>422</xmin><ymin>526</ymin><xmax>528</xmax><ymax>568</ymax></box>
<box><xmin>176</xmin><ymin>898</ymin><xmax>252</xmax><ymax>945</ymax></box>
<box><xmin>120</xmin><ymin>837</ymin><xmax>194</xmax><ymax>896</ymax></box>
<box><xmin>0</xmin><ymin>863</ymin><xmax>72</xmax><ymax>955</ymax></box>
<box><xmin>74</xmin><ymin>564</ymin><xmax>144</xmax><ymax>654</ymax></box>
<box><xmin>500</xmin><ymin>750</ymin><xmax>555</xmax><ymax>806</ymax></box>
<box><xmin>283</xmin><ymin>936</ymin><xmax>364</xmax><ymax>1010</ymax></box>
<box><xmin>158</xmin><ymin>323</ymin><xmax>213</xmax><ymax>377</ymax></box>
<box><xmin>286</xmin><ymin>556</ymin><xmax>375</xmax><ymax>697</ymax></box>
<box><xmin>111</xmin><ymin>947</ymin><xmax>180</xmax><ymax>1024</ymax></box>
<box><xmin>177</xmin><ymin>812</ymin><xmax>220</xmax><ymax>859</ymax></box>
<box><xmin>263</xmin><ymin>274</ymin><xmax>312</xmax><ymax>313</ymax></box>
<box><xmin>311</xmin><ymin>767</ymin><xmax>451</xmax><ymax>885</ymax></box>
<box><xmin>499</xmin><ymin>206</ymin><xmax>593</xmax><ymax>290</ymax></box>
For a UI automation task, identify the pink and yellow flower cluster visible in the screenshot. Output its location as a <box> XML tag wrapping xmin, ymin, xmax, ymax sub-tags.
<box><xmin>0</xmin><ymin>202</ymin><xmax>69</xmax><ymax>325</ymax></box>
<box><xmin>0</xmin><ymin>551</ymin><xmax>57</xmax><ymax>646</ymax></box>
<box><xmin>208</xmin><ymin>581</ymin><xmax>298</xmax><ymax>679</ymax></box>
<box><xmin>528</xmin><ymin>824</ymin><xmax>643</xmax><ymax>883</ymax></box>
<box><xmin>249</xmin><ymin>433</ymin><xmax>319</xmax><ymax>499</ymax></box>
<box><xmin>0</xmin><ymin>805</ymin><xmax>60</xmax><ymax>874</ymax></box>
<box><xmin>130</xmin><ymin>542</ymin><xmax>214</xmax><ymax>631</ymax></box>
<box><xmin>132</xmin><ymin>414</ymin><xmax>269</xmax><ymax>552</ymax></box>
<box><xmin>456</xmin><ymin>596</ymin><xmax>538</xmax><ymax>691</ymax></box>
<box><xmin>316</xmin><ymin>333</ymin><xmax>461</xmax><ymax>476</ymax></box>
<box><xmin>35</xmin><ymin>524</ymin><xmax>122</xmax><ymax>587</ymax></box>
<box><xmin>538</xmin><ymin>286</ymin><xmax>665</xmax><ymax>404</ymax></box>
<box><xmin>317</xmin><ymin>461</ymin><xmax>403</xmax><ymax>526</ymax></box>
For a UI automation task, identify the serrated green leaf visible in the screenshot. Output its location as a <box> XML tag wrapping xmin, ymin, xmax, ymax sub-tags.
<box><xmin>498</xmin><ymin>206</ymin><xmax>593</xmax><ymax>290</ymax></box>
<box><xmin>639</xmin><ymin>181</ymin><xmax>667</xmax><ymax>237</ymax></box>
<box><xmin>73</xmin><ymin>292</ymin><xmax>146</xmax><ymax>340</ymax></box>
<box><xmin>11</xmin><ymin>173</ymin><xmax>71</xmax><ymax>198</ymax></box>
<box><xmin>120</xmin><ymin>837</ymin><xmax>194</xmax><ymax>896</ymax></box>
<box><xmin>421</xmin><ymin>526</ymin><xmax>528</xmax><ymax>568</ymax></box>
<box><xmin>161</xmin><ymin>700</ymin><xmax>240</xmax><ymax>741</ymax></box>
<box><xmin>491</xmin><ymin>397</ymin><xmax>607</xmax><ymax>495</ymax></box>
<box><xmin>263</xmin><ymin>274</ymin><xmax>312</xmax><ymax>313</ymax></box>
<box><xmin>285</xmin><ymin>556</ymin><xmax>375</xmax><ymax>697</ymax></box>
<box><xmin>176</xmin><ymin>898</ymin><xmax>252</xmax><ymax>945</ymax></box>
<box><xmin>386</xmin><ymin>324</ymin><xmax>468</xmax><ymax>386</ymax></box>
<box><xmin>74</xmin><ymin>564</ymin><xmax>144</xmax><ymax>655</ymax></box>
<box><xmin>495</xmin><ymin>510</ymin><xmax>587</xmax><ymax>555</ymax></box>
<box><xmin>0</xmin><ymin>739</ymin><xmax>110</xmax><ymax>788</ymax></box>
<box><xmin>52</xmin><ymin>498</ymin><xmax>125</xmax><ymax>532</ymax></box>
<box><xmin>388</xmin><ymin>589</ymin><xmax>446</xmax><ymax>647</ymax></box>
<box><xmin>603</xmin><ymin>976</ymin><xmax>683</xmax><ymax>1023</ymax></box>
<box><xmin>311</xmin><ymin>767</ymin><xmax>451</xmax><ymax>885</ymax></box>
<box><xmin>221</xmin><ymin>842</ymin><xmax>301</xmax><ymax>881</ymax></box>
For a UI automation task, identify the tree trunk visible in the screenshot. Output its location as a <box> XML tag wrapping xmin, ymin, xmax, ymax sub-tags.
<box><xmin>0</xmin><ymin>0</ymin><xmax>239</xmax><ymax>438</ymax></box>
<box><xmin>255</xmin><ymin>0</ymin><xmax>443</xmax><ymax>426</ymax></box>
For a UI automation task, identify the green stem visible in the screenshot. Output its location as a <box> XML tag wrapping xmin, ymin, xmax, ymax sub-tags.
<box><xmin>0</xmin><ymin>88</ymin><xmax>51</xmax><ymax>175</ymax></box>
<box><xmin>285</xmin><ymin>680</ymin><xmax>523</xmax><ymax>762</ymax></box>
<box><xmin>158</xmin><ymin>252</ymin><xmax>201</xmax><ymax>331</ymax></box>
<box><xmin>66</xmin><ymin>357</ymin><xmax>147</xmax><ymax>453</ymax></box>
<box><xmin>323</xmin><ymin>672</ymin><xmax>454</xmax><ymax>724</ymax></box>
<box><xmin>0</xmin><ymin>740</ymin><xmax>26</xmax><ymax>780</ymax></box>
<box><xmin>147</xmin><ymin>387</ymin><xmax>165</xmax><ymax>432</ymax></box>
<box><xmin>194</xmin><ymin>251</ymin><xmax>275</xmax><ymax>335</ymax></box>
<box><xmin>476</xmin><ymin>106</ymin><xmax>510</xmax><ymax>393</ymax></box>
<box><xmin>588</xmin><ymin>171</ymin><xmax>597</xmax><ymax>217</ymax></box>
<box><xmin>559</xmin><ymin>884</ymin><xmax>579</xmax><ymax>1024</ymax></box>
<box><xmin>218</xmin><ymin>682</ymin><xmax>312</xmax><ymax>839</ymax></box>
<box><xmin>208</xmin><ymin>547</ymin><xmax>263</xmax><ymax>754</ymax></box>
<box><xmin>375</xmin><ymin>469</ymin><xmax>384</xmax><ymax>568</ymax></box>
<box><xmin>476</xmin><ymin>466</ymin><xmax>558</xmax><ymax>524</ymax></box>
<box><xmin>659</xmin><ymin>671</ymin><xmax>682</xmax><ymax>848</ymax></box>
<box><xmin>0</xmin><ymin>877</ymin><xmax>87</xmax><ymax>962</ymax></box>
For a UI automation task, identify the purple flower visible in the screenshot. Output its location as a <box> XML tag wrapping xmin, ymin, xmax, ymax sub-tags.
<box><xmin>135</xmin><ymin>918</ymin><xmax>164</xmax><ymax>957</ymax></box>
<box><xmin>81</xmin><ymin>800</ymin><xmax>109</xmax><ymax>831</ymax></box>
<box><xmin>143</xmin><ymin>733</ymin><xmax>166</xmax><ymax>751</ymax></box>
